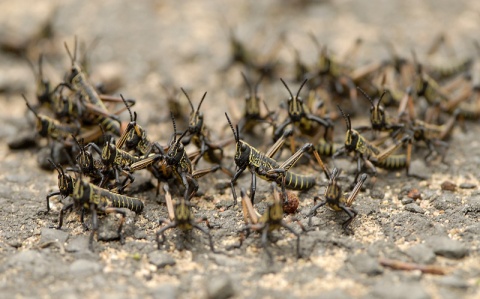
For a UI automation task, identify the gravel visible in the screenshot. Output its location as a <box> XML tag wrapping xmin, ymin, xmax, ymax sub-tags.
<box><xmin>404</xmin><ymin>243</ymin><xmax>436</xmax><ymax>264</ymax></box>
<box><xmin>69</xmin><ymin>259</ymin><xmax>102</xmax><ymax>277</ymax></box>
<box><xmin>426</xmin><ymin>237</ymin><xmax>469</xmax><ymax>259</ymax></box>
<box><xmin>368</xmin><ymin>281</ymin><xmax>430</xmax><ymax>299</ymax></box>
<box><xmin>148</xmin><ymin>251</ymin><xmax>176</xmax><ymax>269</ymax></box>
<box><xmin>347</xmin><ymin>253</ymin><xmax>383</xmax><ymax>276</ymax></box>
<box><xmin>206</xmin><ymin>273</ymin><xmax>235</xmax><ymax>299</ymax></box>
<box><xmin>150</xmin><ymin>284</ymin><xmax>178</xmax><ymax>299</ymax></box>
<box><xmin>404</xmin><ymin>203</ymin><xmax>425</xmax><ymax>214</ymax></box>
<box><xmin>40</xmin><ymin>227</ymin><xmax>69</xmax><ymax>244</ymax></box>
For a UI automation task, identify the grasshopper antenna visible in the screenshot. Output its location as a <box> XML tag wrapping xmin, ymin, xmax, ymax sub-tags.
<box><xmin>225</xmin><ymin>112</ymin><xmax>239</xmax><ymax>143</ymax></box>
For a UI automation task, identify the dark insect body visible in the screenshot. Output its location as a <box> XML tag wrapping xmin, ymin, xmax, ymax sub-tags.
<box><xmin>55</xmin><ymin>175</ymin><xmax>143</xmax><ymax>250</ymax></box>
<box><xmin>226</xmin><ymin>113</ymin><xmax>316</xmax><ymax>206</ymax></box>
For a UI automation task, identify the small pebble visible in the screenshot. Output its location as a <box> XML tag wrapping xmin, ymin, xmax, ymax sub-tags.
<box><xmin>215</xmin><ymin>180</ymin><xmax>231</xmax><ymax>190</ymax></box>
<box><xmin>370</xmin><ymin>189</ymin><xmax>385</xmax><ymax>200</ymax></box>
<box><xmin>283</xmin><ymin>191</ymin><xmax>299</xmax><ymax>214</ymax></box>
<box><xmin>7</xmin><ymin>131</ymin><xmax>37</xmax><ymax>150</ymax></box>
<box><xmin>464</xmin><ymin>224</ymin><xmax>480</xmax><ymax>235</ymax></box>
<box><xmin>422</xmin><ymin>190</ymin><xmax>438</xmax><ymax>201</ymax></box>
<box><xmin>408</xmin><ymin>188</ymin><xmax>422</xmax><ymax>200</ymax></box>
<box><xmin>401</xmin><ymin>196</ymin><xmax>414</xmax><ymax>205</ymax></box>
<box><xmin>369</xmin><ymin>281</ymin><xmax>430</xmax><ymax>299</ymax></box>
<box><xmin>206</xmin><ymin>274</ymin><xmax>235</xmax><ymax>299</ymax></box>
<box><xmin>8</xmin><ymin>250</ymin><xmax>42</xmax><ymax>266</ymax></box>
<box><xmin>7</xmin><ymin>239</ymin><xmax>22</xmax><ymax>248</ymax></box>
<box><xmin>436</xmin><ymin>275</ymin><xmax>470</xmax><ymax>289</ymax></box>
<box><xmin>471</xmin><ymin>190</ymin><xmax>480</xmax><ymax>196</ymax></box>
<box><xmin>40</xmin><ymin>227</ymin><xmax>69</xmax><ymax>245</ymax></box>
<box><xmin>441</xmin><ymin>181</ymin><xmax>456</xmax><ymax>191</ymax></box>
<box><xmin>426</xmin><ymin>236</ymin><xmax>468</xmax><ymax>259</ymax></box>
<box><xmin>134</xmin><ymin>229</ymin><xmax>147</xmax><ymax>240</ymax></box>
<box><xmin>70</xmin><ymin>259</ymin><xmax>102</xmax><ymax>277</ymax></box>
<box><xmin>462</xmin><ymin>196</ymin><xmax>480</xmax><ymax>214</ymax></box>
<box><xmin>409</xmin><ymin>159</ymin><xmax>430</xmax><ymax>180</ymax></box>
<box><xmin>98</xmin><ymin>218</ymin><xmax>121</xmax><ymax>241</ymax></box>
<box><xmin>459</xmin><ymin>183</ymin><xmax>476</xmax><ymax>189</ymax></box>
<box><xmin>218</xmin><ymin>209</ymin><xmax>236</xmax><ymax>218</ymax></box>
<box><xmin>347</xmin><ymin>253</ymin><xmax>383</xmax><ymax>276</ymax></box>
<box><xmin>65</xmin><ymin>235</ymin><xmax>90</xmax><ymax>253</ymax></box>
<box><xmin>151</xmin><ymin>284</ymin><xmax>177</xmax><ymax>299</ymax></box>
<box><xmin>432</xmin><ymin>193</ymin><xmax>458</xmax><ymax>211</ymax></box>
<box><xmin>148</xmin><ymin>251</ymin><xmax>176</xmax><ymax>269</ymax></box>
<box><xmin>404</xmin><ymin>203</ymin><xmax>425</xmax><ymax>214</ymax></box>
<box><xmin>405</xmin><ymin>244</ymin><xmax>436</xmax><ymax>264</ymax></box>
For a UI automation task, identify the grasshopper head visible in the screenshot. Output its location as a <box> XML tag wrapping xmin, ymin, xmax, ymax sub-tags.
<box><xmin>338</xmin><ymin>105</ymin><xmax>359</xmax><ymax>152</ymax></box>
<box><xmin>72</xmin><ymin>135</ymin><xmax>94</xmax><ymax>172</ymax></box>
<box><xmin>48</xmin><ymin>159</ymin><xmax>74</xmax><ymax>197</ymax></box>
<box><xmin>358</xmin><ymin>87</ymin><xmax>387</xmax><ymax>130</ymax></box>
<box><xmin>281</xmin><ymin>78</ymin><xmax>308</xmax><ymax>122</ymax></box>
<box><xmin>182</xmin><ymin>88</ymin><xmax>206</xmax><ymax>135</ymax></box>
<box><xmin>63</xmin><ymin>38</ymin><xmax>82</xmax><ymax>84</ymax></box>
<box><xmin>225</xmin><ymin>112</ymin><xmax>250</xmax><ymax>167</ymax></box>
<box><xmin>241</xmin><ymin>72</ymin><xmax>262</xmax><ymax>117</ymax></box>
<box><xmin>101</xmin><ymin>138</ymin><xmax>116</xmax><ymax>165</ymax></box>
<box><xmin>166</xmin><ymin>112</ymin><xmax>188</xmax><ymax>165</ymax></box>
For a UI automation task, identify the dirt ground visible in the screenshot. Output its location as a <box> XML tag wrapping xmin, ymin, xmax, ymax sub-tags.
<box><xmin>1</xmin><ymin>1</ymin><xmax>479</xmax><ymax>298</ymax></box>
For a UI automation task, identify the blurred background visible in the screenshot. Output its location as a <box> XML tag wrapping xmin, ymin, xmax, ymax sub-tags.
<box><xmin>1</xmin><ymin>0</ymin><xmax>479</xmax><ymax>113</ymax></box>
<box><xmin>2</xmin><ymin>0</ymin><xmax>479</xmax><ymax>146</ymax></box>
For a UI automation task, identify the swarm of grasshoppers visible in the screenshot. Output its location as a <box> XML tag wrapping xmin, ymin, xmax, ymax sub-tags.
<box><xmin>12</xmin><ymin>32</ymin><xmax>477</xmax><ymax>258</ymax></box>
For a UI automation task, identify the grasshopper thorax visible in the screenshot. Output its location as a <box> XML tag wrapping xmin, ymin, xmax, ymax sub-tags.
<box><xmin>78</xmin><ymin>150</ymin><xmax>94</xmax><ymax>172</ymax></box>
<box><xmin>36</xmin><ymin>116</ymin><xmax>51</xmax><ymax>137</ymax></box>
<box><xmin>188</xmin><ymin>112</ymin><xmax>204</xmax><ymax>134</ymax></box>
<box><xmin>72</xmin><ymin>179</ymin><xmax>89</xmax><ymax>204</ymax></box>
<box><xmin>166</xmin><ymin>141</ymin><xmax>185</xmax><ymax>165</ymax></box>
<box><xmin>73</xmin><ymin>136</ymin><xmax>95</xmax><ymax>173</ymax></box>
<box><xmin>102</xmin><ymin>140</ymin><xmax>116</xmax><ymax>164</ymax></box>
<box><xmin>125</xmin><ymin>125</ymin><xmax>144</xmax><ymax>150</ymax></box>
<box><xmin>234</xmin><ymin>140</ymin><xmax>251</xmax><ymax>168</ymax></box>
<box><xmin>325</xmin><ymin>173</ymin><xmax>342</xmax><ymax>204</ymax></box>
<box><xmin>66</xmin><ymin>65</ymin><xmax>81</xmax><ymax>85</ymax></box>
<box><xmin>60</xmin><ymin>174</ymin><xmax>75</xmax><ymax>197</ymax></box>
<box><xmin>370</xmin><ymin>106</ymin><xmax>386</xmax><ymax>130</ymax></box>
<box><xmin>345</xmin><ymin>129</ymin><xmax>360</xmax><ymax>152</ymax></box>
